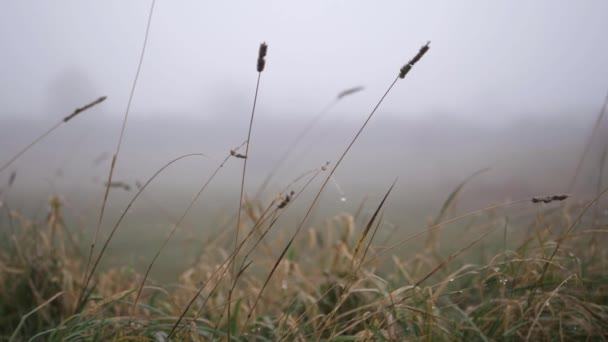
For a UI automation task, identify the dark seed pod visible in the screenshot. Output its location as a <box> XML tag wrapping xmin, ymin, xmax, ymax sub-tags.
<box><xmin>399</xmin><ymin>64</ymin><xmax>412</xmax><ymax>79</ymax></box>
<box><xmin>337</xmin><ymin>86</ymin><xmax>365</xmax><ymax>100</ymax></box>
<box><xmin>257</xmin><ymin>42</ymin><xmax>268</xmax><ymax>72</ymax></box>
<box><xmin>258</xmin><ymin>42</ymin><xmax>268</xmax><ymax>58</ymax></box>
<box><xmin>399</xmin><ymin>41</ymin><xmax>430</xmax><ymax>79</ymax></box>
<box><xmin>552</xmin><ymin>194</ymin><xmax>569</xmax><ymax>201</ymax></box>
<box><xmin>257</xmin><ymin>58</ymin><xmax>266</xmax><ymax>72</ymax></box>
<box><xmin>63</xmin><ymin>96</ymin><xmax>107</xmax><ymax>122</ymax></box>
<box><xmin>8</xmin><ymin>171</ymin><xmax>16</xmax><ymax>187</ymax></box>
<box><xmin>410</xmin><ymin>41</ymin><xmax>431</xmax><ymax>65</ymax></box>
<box><xmin>531</xmin><ymin>194</ymin><xmax>570</xmax><ymax>204</ymax></box>
<box><xmin>231</xmin><ymin>149</ymin><xmax>247</xmax><ymax>159</ymax></box>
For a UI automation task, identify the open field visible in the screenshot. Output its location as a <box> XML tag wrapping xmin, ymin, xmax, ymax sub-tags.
<box><xmin>2</xmin><ymin>77</ymin><xmax>607</xmax><ymax>342</ymax></box>
<box><xmin>2</xmin><ymin>3</ymin><xmax>608</xmax><ymax>341</ymax></box>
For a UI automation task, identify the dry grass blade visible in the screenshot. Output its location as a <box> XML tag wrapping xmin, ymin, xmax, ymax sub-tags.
<box><xmin>131</xmin><ymin>143</ymin><xmax>245</xmax><ymax>316</ymax></box>
<box><xmin>314</xmin><ymin>182</ymin><xmax>396</xmax><ymax>338</ymax></box>
<box><xmin>77</xmin><ymin>153</ymin><xmax>208</xmax><ymax>310</ymax></box>
<box><xmin>352</xmin><ymin>178</ymin><xmax>397</xmax><ymax>265</ymax></box>
<box><xmin>255</xmin><ymin>86</ymin><xmax>364</xmax><ymax>198</ymax></box>
<box><xmin>592</xmin><ymin>144</ymin><xmax>607</xmax><ymax>225</ymax></box>
<box><xmin>83</xmin><ymin>0</ymin><xmax>157</xmax><ymax>309</ymax></box>
<box><xmin>9</xmin><ymin>291</ymin><xmax>63</xmax><ymax>342</ymax></box>
<box><xmin>433</xmin><ymin>167</ymin><xmax>490</xmax><ymax>225</ymax></box>
<box><xmin>0</xmin><ymin>96</ymin><xmax>107</xmax><ymax>175</ymax></box>
<box><xmin>169</xmin><ymin>166</ymin><xmax>324</xmax><ymax>339</ymax></box>
<box><xmin>525</xmin><ymin>274</ymin><xmax>575</xmax><ymax>341</ymax></box>
<box><xmin>567</xmin><ymin>88</ymin><xmax>608</xmax><ymax>192</ymax></box>
<box><xmin>359</xmin><ymin>210</ymin><xmax>385</xmax><ymax>268</ymax></box>
<box><xmin>412</xmin><ymin>222</ymin><xmax>501</xmax><ymax>289</ymax></box>
<box><xmin>362</xmin><ymin>197</ymin><xmax>531</xmax><ymax>268</ymax></box>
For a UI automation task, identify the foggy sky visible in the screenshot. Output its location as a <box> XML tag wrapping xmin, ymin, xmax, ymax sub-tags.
<box><xmin>4</xmin><ymin>2</ymin><xmax>608</xmax><ymax>280</ymax></box>
<box><xmin>1</xmin><ymin>1</ymin><xmax>607</xmax><ymax>217</ymax></box>
<box><xmin>1</xmin><ymin>1</ymin><xmax>608</xmax><ymax>122</ymax></box>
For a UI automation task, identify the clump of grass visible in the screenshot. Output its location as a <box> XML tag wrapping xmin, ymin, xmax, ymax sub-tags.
<box><xmin>0</xmin><ymin>197</ymin><xmax>83</xmax><ymax>340</ymax></box>
<box><xmin>2</xmin><ymin>188</ymin><xmax>607</xmax><ymax>340</ymax></box>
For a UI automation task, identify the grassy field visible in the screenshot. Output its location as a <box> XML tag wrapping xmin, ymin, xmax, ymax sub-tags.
<box><xmin>1</xmin><ymin>15</ymin><xmax>608</xmax><ymax>341</ymax></box>
<box><xmin>1</xmin><ymin>182</ymin><xmax>607</xmax><ymax>340</ymax></box>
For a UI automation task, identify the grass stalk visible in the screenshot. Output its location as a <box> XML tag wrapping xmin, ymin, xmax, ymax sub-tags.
<box><xmin>228</xmin><ymin>42</ymin><xmax>267</xmax><ymax>341</ymax></box>
<box><xmin>9</xmin><ymin>291</ymin><xmax>63</xmax><ymax>342</ymax></box>
<box><xmin>255</xmin><ymin>86</ymin><xmax>364</xmax><ymax>198</ymax></box>
<box><xmin>168</xmin><ymin>164</ymin><xmax>324</xmax><ymax>338</ymax></box>
<box><xmin>77</xmin><ymin>153</ymin><xmax>207</xmax><ymax>310</ymax></box>
<box><xmin>243</xmin><ymin>41</ymin><xmax>431</xmax><ymax>329</ymax></box>
<box><xmin>131</xmin><ymin>142</ymin><xmax>245</xmax><ymax>316</ymax></box>
<box><xmin>567</xmin><ymin>88</ymin><xmax>608</xmax><ymax>192</ymax></box>
<box><xmin>0</xmin><ymin>96</ymin><xmax>107</xmax><ymax>175</ymax></box>
<box><xmin>80</xmin><ymin>0</ymin><xmax>157</xmax><ymax>308</ymax></box>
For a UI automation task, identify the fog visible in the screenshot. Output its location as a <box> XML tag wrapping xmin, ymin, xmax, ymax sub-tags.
<box><xmin>1</xmin><ymin>1</ymin><xmax>608</xmax><ymax>120</ymax></box>
<box><xmin>1</xmin><ymin>2</ymin><xmax>607</xmax><ymax>276</ymax></box>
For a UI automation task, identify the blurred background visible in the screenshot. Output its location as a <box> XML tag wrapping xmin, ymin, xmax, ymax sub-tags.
<box><xmin>1</xmin><ymin>1</ymin><xmax>607</xmax><ymax>279</ymax></box>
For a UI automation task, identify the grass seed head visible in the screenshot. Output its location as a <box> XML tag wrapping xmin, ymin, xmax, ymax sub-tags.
<box><xmin>8</xmin><ymin>171</ymin><xmax>16</xmax><ymax>187</ymax></box>
<box><xmin>531</xmin><ymin>194</ymin><xmax>569</xmax><ymax>204</ymax></box>
<box><xmin>230</xmin><ymin>149</ymin><xmax>247</xmax><ymax>159</ymax></box>
<box><xmin>400</xmin><ymin>41</ymin><xmax>430</xmax><ymax>78</ymax></box>
<box><xmin>257</xmin><ymin>42</ymin><xmax>268</xmax><ymax>72</ymax></box>
<box><xmin>63</xmin><ymin>96</ymin><xmax>107</xmax><ymax>122</ymax></box>
<box><xmin>337</xmin><ymin>86</ymin><xmax>365</xmax><ymax>100</ymax></box>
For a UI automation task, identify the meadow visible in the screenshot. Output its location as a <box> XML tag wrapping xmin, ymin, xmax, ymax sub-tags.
<box><xmin>1</xmin><ymin>24</ymin><xmax>607</xmax><ymax>342</ymax></box>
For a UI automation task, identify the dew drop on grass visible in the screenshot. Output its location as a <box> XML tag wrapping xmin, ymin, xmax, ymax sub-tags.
<box><xmin>449</xmin><ymin>278</ymin><xmax>455</xmax><ymax>282</ymax></box>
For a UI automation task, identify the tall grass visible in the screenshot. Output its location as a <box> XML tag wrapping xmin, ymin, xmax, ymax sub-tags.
<box><xmin>1</xmin><ymin>29</ymin><xmax>607</xmax><ymax>342</ymax></box>
<box><xmin>80</xmin><ymin>0</ymin><xmax>158</xmax><ymax>309</ymax></box>
<box><xmin>2</xmin><ymin>189</ymin><xmax>606</xmax><ymax>340</ymax></box>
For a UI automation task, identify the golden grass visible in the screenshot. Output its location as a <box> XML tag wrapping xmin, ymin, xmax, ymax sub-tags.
<box><xmin>1</xmin><ymin>24</ymin><xmax>606</xmax><ymax>340</ymax></box>
<box><xmin>1</xmin><ymin>191</ymin><xmax>606</xmax><ymax>340</ymax></box>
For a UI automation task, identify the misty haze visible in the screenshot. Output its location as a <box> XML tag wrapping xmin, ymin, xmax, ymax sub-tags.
<box><xmin>1</xmin><ymin>1</ymin><xmax>607</xmax><ymax>340</ymax></box>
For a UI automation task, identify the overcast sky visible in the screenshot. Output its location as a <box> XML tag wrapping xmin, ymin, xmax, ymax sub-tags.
<box><xmin>1</xmin><ymin>1</ymin><xmax>607</xmax><ymax>123</ymax></box>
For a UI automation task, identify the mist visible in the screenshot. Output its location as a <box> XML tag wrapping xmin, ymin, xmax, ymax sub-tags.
<box><xmin>1</xmin><ymin>1</ymin><xmax>607</xmax><ymax>276</ymax></box>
